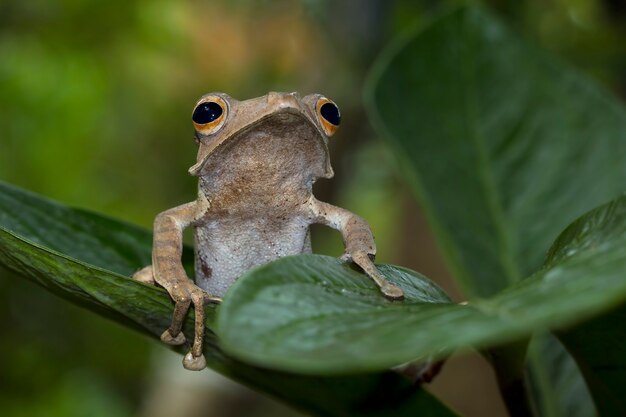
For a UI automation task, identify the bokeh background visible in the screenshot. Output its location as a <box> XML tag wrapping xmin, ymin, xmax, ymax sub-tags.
<box><xmin>1</xmin><ymin>1</ymin><xmax>625</xmax><ymax>416</ymax></box>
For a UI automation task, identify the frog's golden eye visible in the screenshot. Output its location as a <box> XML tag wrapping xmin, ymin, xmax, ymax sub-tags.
<box><xmin>316</xmin><ymin>97</ymin><xmax>341</xmax><ymax>136</ymax></box>
<box><xmin>192</xmin><ymin>96</ymin><xmax>228</xmax><ymax>135</ymax></box>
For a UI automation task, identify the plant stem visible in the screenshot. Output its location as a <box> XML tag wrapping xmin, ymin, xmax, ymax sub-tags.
<box><xmin>487</xmin><ymin>340</ymin><xmax>535</xmax><ymax>417</ymax></box>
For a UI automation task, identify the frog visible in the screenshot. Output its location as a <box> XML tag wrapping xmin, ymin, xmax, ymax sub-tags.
<box><xmin>133</xmin><ymin>91</ymin><xmax>404</xmax><ymax>371</ymax></box>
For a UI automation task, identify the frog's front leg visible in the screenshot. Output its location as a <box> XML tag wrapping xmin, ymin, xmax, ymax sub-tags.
<box><xmin>141</xmin><ymin>200</ymin><xmax>216</xmax><ymax>371</ymax></box>
<box><xmin>308</xmin><ymin>199</ymin><xmax>404</xmax><ymax>300</ymax></box>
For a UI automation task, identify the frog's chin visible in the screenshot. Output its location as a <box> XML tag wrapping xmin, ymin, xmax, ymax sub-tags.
<box><xmin>188</xmin><ymin>109</ymin><xmax>333</xmax><ymax>178</ymax></box>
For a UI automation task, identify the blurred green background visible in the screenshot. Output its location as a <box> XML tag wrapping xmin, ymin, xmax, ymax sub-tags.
<box><xmin>1</xmin><ymin>1</ymin><xmax>625</xmax><ymax>416</ymax></box>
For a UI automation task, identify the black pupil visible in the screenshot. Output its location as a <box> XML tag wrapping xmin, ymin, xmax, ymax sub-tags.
<box><xmin>193</xmin><ymin>101</ymin><xmax>223</xmax><ymax>124</ymax></box>
<box><xmin>320</xmin><ymin>102</ymin><xmax>341</xmax><ymax>126</ymax></box>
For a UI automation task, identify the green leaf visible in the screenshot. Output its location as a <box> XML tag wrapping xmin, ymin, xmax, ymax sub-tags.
<box><xmin>558</xmin><ymin>307</ymin><xmax>626</xmax><ymax>416</ymax></box>
<box><xmin>365</xmin><ymin>5</ymin><xmax>626</xmax><ymax>415</ymax></box>
<box><xmin>0</xmin><ymin>181</ymin><xmax>459</xmax><ymax>417</ymax></box>
<box><xmin>0</xmin><ymin>180</ymin><xmax>153</xmax><ymax>275</ymax></box>
<box><xmin>548</xmin><ymin>196</ymin><xmax>626</xmax><ymax>415</ymax></box>
<box><xmin>365</xmin><ymin>6</ymin><xmax>626</xmax><ymax>298</ymax></box>
<box><xmin>526</xmin><ymin>334</ymin><xmax>596</xmax><ymax>417</ymax></box>
<box><xmin>217</xmin><ymin>256</ymin><xmax>453</xmax><ymax>373</ymax></box>
<box><xmin>545</xmin><ymin>194</ymin><xmax>626</xmax><ymax>267</ymax></box>
<box><xmin>216</xmin><ymin>195</ymin><xmax>626</xmax><ymax>375</ymax></box>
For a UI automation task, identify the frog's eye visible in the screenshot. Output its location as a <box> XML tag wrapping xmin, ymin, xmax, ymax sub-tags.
<box><xmin>192</xmin><ymin>96</ymin><xmax>228</xmax><ymax>135</ymax></box>
<box><xmin>316</xmin><ymin>97</ymin><xmax>341</xmax><ymax>136</ymax></box>
<box><xmin>193</xmin><ymin>102</ymin><xmax>222</xmax><ymax>124</ymax></box>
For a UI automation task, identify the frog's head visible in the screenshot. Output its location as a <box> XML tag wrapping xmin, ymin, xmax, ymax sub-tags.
<box><xmin>188</xmin><ymin>92</ymin><xmax>340</xmax><ymax>179</ymax></box>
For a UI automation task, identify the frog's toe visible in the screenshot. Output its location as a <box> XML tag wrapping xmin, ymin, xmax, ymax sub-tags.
<box><xmin>183</xmin><ymin>352</ymin><xmax>206</xmax><ymax>371</ymax></box>
<box><xmin>132</xmin><ymin>265</ymin><xmax>156</xmax><ymax>285</ymax></box>
<box><xmin>382</xmin><ymin>283</ymin><xmax>404</xmax><ymax>301</ymax></box>
<box><xmin>160</xmin><ymin>329</ymin><xmax>186</xmax><ymax>345</ymax></box>
<box><xmin>204</xmin><ymin>293</ymin><xmax>223</xmax><ymax>305</ymax></box>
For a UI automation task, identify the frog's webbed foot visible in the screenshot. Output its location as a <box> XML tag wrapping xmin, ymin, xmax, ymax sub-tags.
<box><xmin>164</xmin><ymin>280</ymin><xmax>222</xmax><ymax>371</ymax></box>
<box><xmin>347</xmin><ymin>251</ymin><xmax>404</xmax><ymax>301</ymax></box>
<box><xmin>309</xmin><ymin>198</ymin><xmax>405</xmax><ymax>301</ymax></box>
<box><xmin>133</xmin><ymin>266</ymin><xmax>189</xmax><ymax>346</ymax></box>
<box><xmin>161</xmin><ymin>292</ymin><xmax>222</xmax><ymax>344</ymax></box>
<box><xmin>133</xmin><ymin>265</ymin><xmax>222</xmax><ymax>370</ymax></box>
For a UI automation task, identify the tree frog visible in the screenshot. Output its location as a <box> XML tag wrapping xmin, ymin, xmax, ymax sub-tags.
<box><xmin>134</xmin><ymin>92</ymin><xmax>404</xmax><ymax>371</ymax></box>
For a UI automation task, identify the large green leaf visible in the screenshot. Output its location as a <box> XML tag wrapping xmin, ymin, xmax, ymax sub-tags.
<box><xmin>558</xmin><ymin>307</ymin><xmax>626</xmax><ymax>416</ymax></box>
<box><xmin>365</xmin><ymin>6</ymin><xmax>626</xmax><ymax>298</ymax></box>
<box><xmin>0</xmin><ymin>181</ymin><xmax>459</xmax><ymax>417</ymax></box>
<box><xmin>547</xmin><ymin>195</ymin><xmax>626</xmax><ymax>415</ymax></box>
<box><xmin>216</xmin><ymin>195</ymin><xmax>626</xmax><ymax>374</ymax></box>
<box><xmin>365</xmin><ymin>6</ymin><xmax>626</xmax><ymax>415</ymax></box>
<box><xmin>526</xmin><ymin>334</ymin><xmax>596</xmax><ymax>417</ymax></box>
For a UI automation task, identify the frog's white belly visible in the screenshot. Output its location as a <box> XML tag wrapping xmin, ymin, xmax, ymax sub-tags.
<box><xmin>193</xmin><ymin>216</ymin><xmax>312</xmax><ymax>297</ymax></box>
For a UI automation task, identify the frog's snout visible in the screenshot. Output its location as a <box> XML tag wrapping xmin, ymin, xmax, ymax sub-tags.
<box><xmin>266</xmin><ymin>91</ymin><xmax>302</xmax><ymax>111</ymax></box>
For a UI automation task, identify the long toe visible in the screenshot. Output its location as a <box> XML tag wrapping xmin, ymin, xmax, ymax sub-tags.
<box><xmin>382</xmin><ymin>284</ymin><xmax>404</xmax><ymax>301</ymax></box>
<box><xmin>204</xmin><ymin>293</ymin><xmax>223</xmax><ymax>305</ymax></box>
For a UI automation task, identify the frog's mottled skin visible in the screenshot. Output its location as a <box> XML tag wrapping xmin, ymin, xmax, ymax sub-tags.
<box><xmin>134</xmin><ymin>92</ymin><xmax>403</xmax><ymax>371</ymax></box>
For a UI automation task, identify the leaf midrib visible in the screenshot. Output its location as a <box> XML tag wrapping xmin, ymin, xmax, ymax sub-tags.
<box><xmin>458</xmin><ymin>10</ymin><xmax>522</xmax><ymax>289</ymax></box>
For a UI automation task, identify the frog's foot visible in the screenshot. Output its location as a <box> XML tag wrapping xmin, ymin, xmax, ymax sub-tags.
<box><xmin>349</xmin><ymin>251</ymin><xmax>405</xmax><ymax>301</ymax></box>
<box><xmin>380</xmin><ymin>282</ymin><xmax>404</xmax><ymax>300</ymax></box>
<box><xmin>132</xmin><ymin>265</ymin><xmax>156</xmax><ymax>285</ymax></box>
<box><xmin>163</xmin><ymin>281</ymin><xmax>212</xmax><ymax>372</ymax></box>
<box><xmin>160</xmin><ymin>329</ymin><xmax>186</xmax><ymax>346</ymax></box>
<box><xmin>183</xmin><ymin>351</ymin><xmax>207</xmax><ymax>371</ymax></box>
